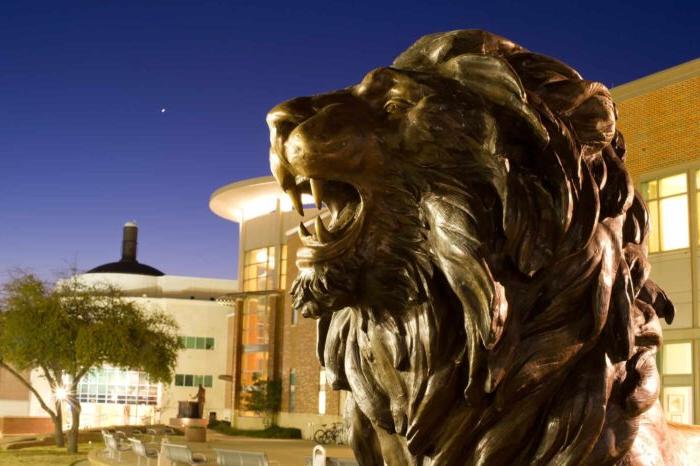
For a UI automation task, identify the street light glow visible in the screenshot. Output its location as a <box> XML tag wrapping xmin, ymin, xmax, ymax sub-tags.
<box><xmin>55</xmin><ymin>387</ymin><xmax>68</xmax><ymax>401</ymax></box>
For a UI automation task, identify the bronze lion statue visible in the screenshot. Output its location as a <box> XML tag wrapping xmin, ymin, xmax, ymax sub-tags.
<box><xmin>267</xmin><ymin>30</ymin><xmax>700</xmax><ymax>465</ymax></box>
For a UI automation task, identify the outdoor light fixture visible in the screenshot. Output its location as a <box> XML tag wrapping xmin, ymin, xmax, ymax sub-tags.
<box><xmin>55</xmin><ymin>387</ymin><xmax>68</xmax><ymax>401</ymax></box>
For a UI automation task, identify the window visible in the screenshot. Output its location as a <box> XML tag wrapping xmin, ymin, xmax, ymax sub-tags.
<box><xmin>77</xmin><ymin>366</ymin><xmax>158</xmax><ymax>405</ymax></box>
<box><xmin>289</xmin><ymin>369</ymin><xmax>297</xmax><ymax>413</ymax></box>
<box><xmin>175</xmin><ymin>374</ymin><xmax>214</xmax><ymax>388</ymax></box>
<box><xmin>696</xmin><ymin>171</ymin><xmax>700</xmax><ymax>244</ymax></box>
<box><xmin>318</xmin><ymin>370</ymin><xmax>327</xmax><ymax>415</ymax></box>
<box><xmin>662</xmin><ymin>342</ymin><xmax>693</xmax><ymax>375</ymax></box>
<box><xmin>239</xmin><ymin>297</ymin><xmax>271</xmax><ymax>393</ymax></box>
<box><xmin>243</xmin><ymin>247</ymin><xmax>277</xmax><ymax>291</ymax></box>
<box><xmin>641</xmin><ymin>173</ymin><xmax>689</xmax><ymax>252</ymax></box>
<box><xmin>663</xmin><ymin>386</ymin><xmax>694</xmax><ymax>424</ymax></box>
<box><xmin>180</xmin><ymin>336</ymin><xmax>215</xmax><ymax>350</ymax></box>
<box><xmin>280</xmin><ymin>244</ymin><xmax>288</xmax><ymax>290</ymax></box>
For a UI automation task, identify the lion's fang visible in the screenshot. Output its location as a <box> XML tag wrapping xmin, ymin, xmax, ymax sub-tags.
<box><xmin>315</xmin><ymin>216</ymin><xmax>331</xmax><ymax>242</ymax></box>
<box><xmin>285</xmin><ymin>186</ymin><xmax>304</xmax><ymax>216</ymax></box>
<box><xmin>298</xmin><ymin>222</ymin><xmax>312</xmax><ymax>239</ymax></box>
<box><xmin>310</xmin><ymin>178</ymin><xmax>325</xmax><ymax>209</ymax></box>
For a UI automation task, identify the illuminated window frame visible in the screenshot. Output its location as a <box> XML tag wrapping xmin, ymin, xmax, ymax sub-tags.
<box><xmin>243</xmin><ymin>247</ymin><xmax>277</xmax><ymax>291</ymax></box>
<box><xmin>641</xmin><ymin>173</ymin><xmax>690</xmax><ymax>253</ymax></box>
<box><xmin>77</xmin><ymin>366</ymin><xmax>158</xmax><ymax>405</ymax></box>
<box><xmin>279</xmin><ymin>244</ymin><xmax>288</xmax><ymax>290</ymax></box>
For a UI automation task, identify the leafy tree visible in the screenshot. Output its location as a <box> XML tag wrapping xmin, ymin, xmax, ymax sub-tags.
<box><xmin>0</xmin><ymin>272</ymin><xmax>181</xmax><ymax>453</ymax></box>
<box><xmin>244</xmin><ymin>375</ymin><xmax>282</xmax><ymax>428</ymax></box>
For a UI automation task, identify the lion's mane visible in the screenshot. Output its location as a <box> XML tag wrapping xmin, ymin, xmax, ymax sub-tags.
<box><xmin>299</xmin><ymin>30</ymin><xmax>676</xmax><ymax>465</ymax></box>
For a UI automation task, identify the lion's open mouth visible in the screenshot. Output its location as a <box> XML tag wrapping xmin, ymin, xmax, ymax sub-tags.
<box><xmin>284</xmin><ymin>177</ymin><xmax>364</xmax><ymax>265</ymax></box>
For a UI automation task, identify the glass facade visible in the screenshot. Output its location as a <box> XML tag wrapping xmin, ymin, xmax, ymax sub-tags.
<box><xmin>243</xmin><ymin>247</ymin><xmax>277</xmax><ymax>291</ymax></box>
<box><xmin>77</xmin><ymin>366</ymin><xmax>158</xmax><ymax>406</ymax></box>
<box><xmin>239</xmin><ymin>297</ymin><xmax>271</xmax><ymax>391</ymax></box>
<box><xmin>641</xmin><ymin>169</ymin><xmax>700</xmax><ymax>424</ymax></box>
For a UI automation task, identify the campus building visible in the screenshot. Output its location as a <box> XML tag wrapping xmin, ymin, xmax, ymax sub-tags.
<box><xmin>0</xmin><ymin>222</ymin><xmax>237</xmax><ymax>434</ymax></box>
<box><xmin>612</xmin><ymin>58</ymin><xmax>700</xmax><ymax>424</ymax></box>
<box><xmin>209</xmin><ymin>178</ymin><xmax>346</xmax><ymax>436</ymax></box>
<box><xmin>209</xmin><ymin>58</ymin><xmax>700</xmax><ymax>434</ymax></box>
<box><xmin>1</xmin><ymin>59</ymin><xmax>696</xmax><ymax>439</ymax></box>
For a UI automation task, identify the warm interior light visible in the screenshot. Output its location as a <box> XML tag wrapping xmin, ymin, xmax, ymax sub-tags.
<box><xmin>660</xmin><ymin>195</ymin><xmax>689</xmax><ymax>250</ymax></box>
<box><xmin>254</xmin><ymin>249</ymin><xmax>268</xmax><ymax>263</ymax></box>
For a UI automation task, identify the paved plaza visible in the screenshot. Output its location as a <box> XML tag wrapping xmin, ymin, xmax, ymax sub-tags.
<box><xmin>89</xmin><ymin>430</ymin><xmax>355</xmax><ymax>465</ymax></box>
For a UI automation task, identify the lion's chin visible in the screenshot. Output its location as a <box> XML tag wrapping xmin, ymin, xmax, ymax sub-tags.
<box><xmin>291</xmin><ymin>264</ymin><xmax>361</xmax><ymax>319</ymax></box>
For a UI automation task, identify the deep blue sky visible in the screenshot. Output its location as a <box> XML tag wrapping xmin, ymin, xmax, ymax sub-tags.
<box><xmin>1</xmin><ymin>0</ymin><xmax>697</xmax><ymax>281</ymax></box>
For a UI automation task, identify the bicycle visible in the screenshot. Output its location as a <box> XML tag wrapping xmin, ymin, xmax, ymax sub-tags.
<box><xmin>313</xmin><ymin>422</ymin><xmax>347</xmax><ymax>445</ymax></box>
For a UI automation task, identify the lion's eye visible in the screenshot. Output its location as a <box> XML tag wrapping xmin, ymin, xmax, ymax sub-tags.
<box><xmin>384</xmin><ymin>99</ymin><xmax>412</xmax><ymax>115</ymax></box>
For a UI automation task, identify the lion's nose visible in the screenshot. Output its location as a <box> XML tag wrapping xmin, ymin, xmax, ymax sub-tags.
<box><xmin>283</xmin><ymin>103</ymin><xmax>369</xmax><ymax>176</ymax></box>
<box><xmin>266</xmin><ymin>97</ymin><xmax>314</xmax><ymax>133</ymax></box>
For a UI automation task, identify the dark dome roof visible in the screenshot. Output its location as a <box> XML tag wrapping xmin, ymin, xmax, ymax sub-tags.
<box><xmin>86</xmin><ymin>221</ymin><xmax>165</xmax><ymax>276</ymax></box>
<box><xmin>86</xmin><ymin>260</ymin><xmax>164</xmax><ymax>276</ymax></box>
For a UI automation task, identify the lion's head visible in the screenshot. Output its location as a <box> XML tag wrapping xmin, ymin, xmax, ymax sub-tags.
<box><xmin>268</xmin><ymin>30</ymin><xmax>677</xmax><ymax>465</ymax></box>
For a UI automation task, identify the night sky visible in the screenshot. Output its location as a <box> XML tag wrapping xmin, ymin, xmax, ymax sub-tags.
<box><xmin>1</xmin><ymin>0</ymin><xmax>697</xmax><ymax>281</ymax></box>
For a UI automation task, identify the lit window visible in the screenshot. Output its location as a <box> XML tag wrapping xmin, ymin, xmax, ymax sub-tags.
<box><xmin>239</xmin><ymin>297</ymin><xmax>271</xmax><ymax>400</ymax></box>
<box><xmin>696</xmin><ymin>171</ymin><xmax>700</xmax><ymax>244</ymax></box>
<box><xmin>243</xmin><ymin>247</ymin><xmax>277</xmax><ymax>291</ymax></box>
<box><xmin>318</xmin><ymin>370</ymin><xmax>327</xmax><ymax>415</ymax></box>
<box><xmin>662</xmin><ymin>342</ymin><xmax>693</xmax><ymax>375</ymax></box>
<box><xmin>77</xmin><ymin>366</ymin><xmax>158</xmax><ymax>405</ymax></box>
<box><xmin>641</xmin><ymin>173</ymin><xmax>689</xmax><ymax>252</ymax></box>
<box><xmin>280</xmin><ymin>244</ymin><xmax>288</xmax><ymax>290</ymax></box>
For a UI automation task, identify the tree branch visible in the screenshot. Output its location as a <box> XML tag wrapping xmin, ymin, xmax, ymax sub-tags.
<box><xmin>72</xmin><ymin>366</ymin><xmax>91</xmax><ymax>389</ymax></box>
<box><xmin>0</xmin><ymin>361</ymin><xmax>57</xmax><ymax>420</ymax></box>
<box><xmin>40</xmin><ymin>365</ymin><xmax>58</xmax><ymax>389</ymax></box>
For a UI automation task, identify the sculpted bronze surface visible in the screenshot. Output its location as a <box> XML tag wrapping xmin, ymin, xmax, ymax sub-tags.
<box><xmin>267</xmin><ymin>30</ymin><xmax>700</xmax><ymax>465</ymax></box>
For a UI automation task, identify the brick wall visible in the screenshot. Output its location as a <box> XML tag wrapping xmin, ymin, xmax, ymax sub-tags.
<box><xmin>0</xmin><ymin>417</ymin><xmax>54</xmax><ymax>436</ymax></box>
<box><xmin>280</xmin><ymin>233</ymin><xmax>342</xmax><ymax>417</ymax></box>
<box><xmin>611</xmin><ymin>63</ymin><xmax>700</xmax><ymax>181</ymax></box>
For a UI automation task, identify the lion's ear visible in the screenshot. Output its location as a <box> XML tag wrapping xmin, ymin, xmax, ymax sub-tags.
<box><xmin>438</xmin><ymin>54</ymin><xmax>549</xmax><ymax>149</ymax></box>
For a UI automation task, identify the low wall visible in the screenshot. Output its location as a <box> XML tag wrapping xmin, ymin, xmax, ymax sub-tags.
<box><xmin>277</xmin><ymin>412</ymin><xmax>343</xmax><ymax>440</ymax></box>
<box><xmin>168</xmin><ymin>417</ymin><xmax>208</xmax><ymax>428</ymax></box>
<box><xmin>0</xmin><ymin>416</ymin><xmax>54</xmax><ymax>437</ymax></box>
